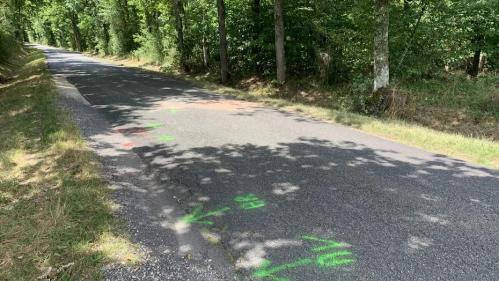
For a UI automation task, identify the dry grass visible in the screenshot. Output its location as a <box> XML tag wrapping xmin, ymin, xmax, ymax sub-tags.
<box><xmin>0</xmin><ymin>48</ymin><xmax>141</xmax><ymax>281</ymax></box>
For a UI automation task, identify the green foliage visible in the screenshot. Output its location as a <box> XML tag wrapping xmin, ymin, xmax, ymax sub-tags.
<box><xmin>402</xmin><ymin>72</ymin><xmax>499</xmax><ymax>117</ymax></box>
<box><xmin>98</xmin><ymin>0</ymin><xmax>139</xmax><ymax>55</ymax></box>
<box><xmin>2</xmin><ymin>0</ymin><xmax>497</xmax><ymax>122</ymax></box>
<box><xmin>0</xmin><ymin>31</ymin><xmax>18</xmax><ymax>64</ymax></box>
<box><xmin>12</xmin><ymin>0</ymin><xmax>497</xmax><ymax>81</ymax></box>
<box><xmin>0</xmin><ymin>0</ymin><xmax>21</xmax><ymax>63</ymax></box>
<box><xmin>130</xmin><ymin>0</ymin><xmax>165</xmax><ymax>63</ymax></box>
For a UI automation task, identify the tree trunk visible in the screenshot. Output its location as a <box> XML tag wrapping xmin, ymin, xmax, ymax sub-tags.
<box><xmin>102</xmin><ymin>23</ymin><xmax>111</xmax><ymax>54</ymax></box>
<box><xmin>46</xmin><ymin>23</ymin><xmax>57</xmax><ymax>46</ymax></box>
<box><xmin>202</xmin><ymin>32</ymin><xmax>209</xmax><ymax>69</ymax></box>
<box><xmin>147</xmin><ymin>8</ymin><xmax>163</xmax><ymax>61</ymax></box>
<box><xmin>469</xmin><ymin>49</ymin><xmax>481</xmax><ymax>78</ymax></box>
<box><xmin>70</xmin><ymin>12</ymin><xmax>84</xmax><ymax>52</ymax></box>
<box><xmin>172</xmin><ymin>0</ymin><xmax>188</xmax><ymax>71</ymax></box>
<box><xmin>216</xmin><ymin>0</ymin><xmax>229</xmax><ymax>83</ymax></box>
<box><xmin>274</xmin><ymin>0</ymin><xmax>286</xmax><ymax>84</ymax></box>
<box><xmin>119</xmin><ymin>0</ymin><xmax>135</xmax><ymax>53</ymax></box>
<box><xmin>13</xmin><ymin>2</ymin><xmax>23</xmax><ymax>41</ymax></box>
<box><xmin>395</xmin><ymin>1</ymin><xmax>427</xmax><ymax>75</ymax></box>
<box><xmin>201</xmin><ymin>12</ymin><xmax>209</xmax><ymax>69</ymax></box>
<box><xmin>144</xmin><ymin>9</ymin><xmax>153</xmax><ymax>33</ymax></box>
<box><xmin>140</xmin><ymin>0</ymin><xmax>152</xmax><ymax>33</ymax></box>
<box><xmin>373</xmin><ymin>0</ymin><xmax>390</xmax><ymax>93</ymax></box>
<box><xmin>251</xmin><ymin>0</ymin><xmax>261</xmax><ymax>72</ymax></box>
<box><xmin>468</xmin><ymin>33</ymin><xmax>484</xmax><ymax>78</ymax></box>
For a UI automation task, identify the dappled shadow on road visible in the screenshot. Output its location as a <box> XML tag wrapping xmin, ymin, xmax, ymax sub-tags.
<box><xmin>128</xmin><ymin>137</ymin><xmax>499</xmax><ymax>280</ymax></box>
<box><xmin>47</xmin><ymin>47</ymin><xmax>499</xmax><ymax>280</ymax></box>
<box><xmin>43</xmin><ymin>48</ymin><xmax>329</xmax><ymax>128</ymax></box>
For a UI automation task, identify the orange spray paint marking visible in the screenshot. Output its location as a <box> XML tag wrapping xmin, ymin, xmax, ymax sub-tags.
<box><xmin>122</xmin><ymin>142</ymin><xmax>135</xmax><ymax>149</ymax></box>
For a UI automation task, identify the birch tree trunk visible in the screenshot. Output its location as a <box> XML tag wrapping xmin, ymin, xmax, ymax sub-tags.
<box><xmin>216</xmin><ymin>0</ymin><xmax>229</xmax><ymax>83</ymax></box>
<box><xmin>202</xmin><ymin>33</ymin><xmax>209</xmax><ymax>69</ymax></box>
<box><xmin>373</xmin><ymin>0</ymin><xmax>389</xmax><ymax>93</ymax></box>
<box><xmin>274</xmin><ymin>0</ymin><xmax>286</xmax><ymax>84</ymax></box>
<box><xmin>202</xmin><ymin>13</ymin><xmax>209</xmax><ymax>69</ymax></box>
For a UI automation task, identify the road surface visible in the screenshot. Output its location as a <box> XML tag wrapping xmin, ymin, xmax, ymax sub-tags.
<box><xmin>43</xmin><ymin>46</ymin><xmax>499</xmax><ymax>281</ymax></box>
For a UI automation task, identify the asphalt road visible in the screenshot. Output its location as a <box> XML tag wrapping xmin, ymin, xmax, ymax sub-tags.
<box><xmin>43</xmin><ymin>46</ymin><xmax>499</xmax><ymax>281</ymax></box>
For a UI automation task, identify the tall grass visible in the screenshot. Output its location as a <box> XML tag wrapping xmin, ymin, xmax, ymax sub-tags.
<box><xmin>0</xmin><ymin>48</ymin><xmax>141</xmax><ymax>280</ymax></box>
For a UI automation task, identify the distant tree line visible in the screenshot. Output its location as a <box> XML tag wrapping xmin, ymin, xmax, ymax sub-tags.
<box><xmin>2</xmin><ymin>0</ymin><xmax>498</xmax><ymax>93</ymax></box>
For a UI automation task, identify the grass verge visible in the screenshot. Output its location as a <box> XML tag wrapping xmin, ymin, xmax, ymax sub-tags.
<box><xmin>0</xmin><ymin>48</ymin><xmax>141</xmax><ymax>280</ymax></box>
<box><xmin>89</xmin><ymin>54</ymin><xmax>499</xmax><ymax>170</ymax></box>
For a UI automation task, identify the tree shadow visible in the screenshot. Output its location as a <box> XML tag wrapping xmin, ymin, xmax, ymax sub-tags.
<box><xmin>44</xmin><ymin>48</ymin><xmax>326</xmax><ymax>128</ymax></box>
<box><xmin>128</xmin><ymin>137</ymin><xmax>499</xmax><ymax>280</ymax></box>
<box><xmin>45</xmin><ymin>47</ymin><xmax>499</xmax><ymax>280</ymax></box>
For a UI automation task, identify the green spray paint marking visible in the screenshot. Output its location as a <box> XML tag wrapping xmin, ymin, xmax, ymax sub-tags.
<box><xmin>234</xmin><ymin>193</ymin><xmax>265</xmax><ymax>210</ymax></box>
<box><xmin>253</xmin><ymin>259</ymin><xmax>313</xmax><ymax>280</ymax></box>
<box><xmin>180</xmin><ymin>193</ymin><xmax>264</xmax><ymax>228</ymax></box>
<box><xmin>168</xmin><ymin>108</ymin><xmax>178</xmax><ymax>113</ymax></box>
<box><xmin>316</xmin><ymin>251</ymin><xmax>355</xmax><ymax>267</ymax></box>
<box><xmin>158</xmin><ymin>135</ymin><xmax>175</xmax><ymax>142</ymax></box>
<box><xmin>253</xmin><ymin>251</ymin><xmax>353</xmax><ymax>280</ymax></box>
<box><xmin>302</xmin><ymin>235</ymin><xmax>355</xmax><ymax>268</ymax></box>
<box><xmin>181</xmin><ymin>206</ymin><xmax>231</xmax><ymax>225</ymax></box>
<box><xmin>145</xmin><ymin>122</ymin><xmax>162</xmax><ymax>129</ymax></box>
<box><xmin>253</xmin><ymin>235</ymin><xmax>355</xmax><ymax>281</ymax></box>
<box><xmin>302</xmin><ymin>235</ymin><xmax>345</xmax><ymax>252</ymax></box>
